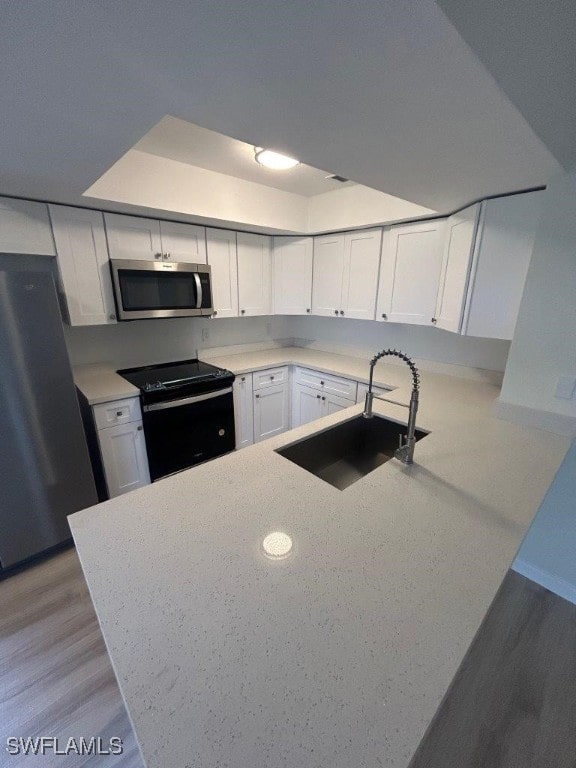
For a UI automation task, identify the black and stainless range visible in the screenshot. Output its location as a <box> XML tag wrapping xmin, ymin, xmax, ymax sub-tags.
<box><xmin>118</xmin><ymin>359</ymin><xmax>235</xmax><ymax>481</ymax></box>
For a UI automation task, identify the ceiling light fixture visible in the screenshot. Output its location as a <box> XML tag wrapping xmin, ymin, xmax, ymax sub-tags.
<box><xmin>254</xmin><ymin>147</ymin><xmax>299</xmax><ymax>170</ymax></box>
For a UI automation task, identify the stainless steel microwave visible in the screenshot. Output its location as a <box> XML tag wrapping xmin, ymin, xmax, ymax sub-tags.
<box><xmin>110</xmin><ymin>259</ymin><xmax>213</xmax><ymax>320</ymax></box>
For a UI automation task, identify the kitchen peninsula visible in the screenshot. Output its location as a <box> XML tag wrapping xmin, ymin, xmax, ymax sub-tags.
<box><xmin>70</xmin><ymin>349</ymin><xmax>569</xmax><ymax>768</ymax></box>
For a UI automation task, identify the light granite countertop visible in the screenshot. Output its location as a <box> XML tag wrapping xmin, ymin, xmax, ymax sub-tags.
<box><xmin>70</xmin><ymin>348</ymin><xmax>569</xmax><ymax>768</ymax></box>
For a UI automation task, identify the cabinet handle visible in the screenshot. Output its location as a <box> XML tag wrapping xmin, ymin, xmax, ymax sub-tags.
<box><xmin>322</xmin><ymin>396</ymin><xmax>326</xmax><ymax>401</ymax></box>
<box><xmin>316</xmin><ymin>394</ymin><xmax>321</xmax><ymax>399</ymax></box>
<box><xmin>320</xmin><ymin>381</ymin><xmax>324</xmax><ymax>386</ymax></box>
<box><xmin>306</xmin><ymin>308</ymin><xmax>311</xmax><ymax>313</ymax></box>
<box><xmin>381</xmin><ymin>313</ymin><xmax>387</xmax><ymax>320</ymax></box>
<box><xmin>241</xmin><ymin>377</ymin><xmax>245</xmax><ymax>382</ymax></box>
<box><xmin>270</xmin><ymin>375</ymin><xmax>275</xmax><ymax>380</ymax></box>
<box><xmin>431</xmin><ymin>317</ymin><xmax>437</xmax><ymax>324</ymax></box>
<box><xmin>340</xmin><ymin>310</ymin><xmax>344</xmax><ymax>316</ymax></box>
<box><xmin>241</xmin><ymin>309</ymin><xmax>246</xmax><ymax>315</ymax></box>
<box><xmin>334</xmin><ymin>309</ymin><xmax>338</xmax><ymax>315</ymax></box>
<box><xmin>116</xmin><ymin>411</ymin><xmax>123</xmax><ymax>416</ymax></box>
<box><xmin>255</xmin><ymin>394</ymin><xmax>260</xmax><ymax>399</ymax></box>
<box><xmin>109</xmin><ymin>313</ymin><xmax>116</xmax><ymax>321</ymax></box>
<box><xmin>154</xmin><ymin>252</ymin><xmax>163</xmax><ymax>260</ymax></box>
<box><xmin>137</xmin><ymin>425</ymin><xmax>143</xmax><ymax>431</ymax></box>
<box><xmin>213</xmin><ymin>310</ymin><xmax>218</xmax><ymax>316</ymax></box>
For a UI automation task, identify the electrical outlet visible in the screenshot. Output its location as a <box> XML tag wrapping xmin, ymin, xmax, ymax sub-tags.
<box><xmin>555</xmin><ymin>375</ymin><xmax>576</xmax><ymax>400</ymax></box>
<box><xmin>201</xmin><ymin>328</ymin><xmax>209</xmax><ymax>343</ymax></box>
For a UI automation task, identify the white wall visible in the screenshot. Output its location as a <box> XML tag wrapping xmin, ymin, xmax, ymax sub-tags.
<box><xmin>498</xmin><ymin>172</ymin><xmax>576</xmax><ymax>433</ymax></box>
<box><xmin>498</xmin><ymin>171</ymin><xmax>576</xmax><ymax>604</ymax></box>
<box><xmin>64</xmin><ymin>315</ymin><xmax>290</xmax><ymax>369</ymax></box>
<box><xmin>288</xmin><ymin>315</ymin><xmax>510</xmax><ymax>375</ymax></box>
<box><xmin>84</xmin><ymin>150</ymin><xmax>309</xmax><ymax>234</ymax></box>
<box><xmin>307</xmin><ymin>185</ymin><xmax>434</xmax><ymax>233</ymax></box>
<box><xmin>513</xmin><ymin>439</ymin><xmax>576</xmax><ymax>604</ymax></box>
<box><xmin>84</xmin><ymin>149</ymin><xmax>435</xmax><ymax>235</ymax></box>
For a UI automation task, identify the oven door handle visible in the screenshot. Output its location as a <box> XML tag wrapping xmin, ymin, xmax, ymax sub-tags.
<box><xmin>143</xmin><ymin>386</ymin><xmax>232</xmax><ymax>412</ymax></box>
<box><xmin>194</xmin><ymin>272</ymin><xmax>202</xmax><ymax>310</ymax></box>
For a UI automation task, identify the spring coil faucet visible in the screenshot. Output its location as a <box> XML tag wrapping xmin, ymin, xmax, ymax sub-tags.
<box><xmin>362</xmin><ymin>349</ymin><xmax>420</xmax><ymax>464</ymax></box>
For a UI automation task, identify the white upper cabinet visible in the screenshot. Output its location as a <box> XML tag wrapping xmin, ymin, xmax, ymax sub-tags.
<box><xmin>433</xmin><ymin>192</ymin><xmax>542</xmax><ymax>339</ymax></box>
<box><xmin>462</xmin><ymin>191</ymin><xmax>543</xmax><ymax>340</ymax></box>
<box><xmin>104</xmin><ymin>213</ymin><xmax>206</xmax><ymax>263</ymax></box>
<box><xmin>434</xmin><ymin>204</ymin><xmax>480</xmax><ymax>333</ymax></box>
<box><xmin>49</xmin><ymin>205</ymin><xmax>117</xmax><ymax>326</ymax></box>
<box><xmin>237</xmin><ymin>232</ymin><xmax>272</xmax><ymax>316</ymax></box>
<box><xmin>341</xmin><ymin>228</ymin><xmax>382</xmax><ymax>320</ymax></box>
<box><xmin>158</xmin><ymin>220</ymin><xmax>207</xmax><ymax>263</ymax></box>
<box><xmin>0</xmin><ymin>197</ymin><xmax>55</xmax><ymax>255</ymax></box>
<box><xmin>376</xmin><ymin>220</ymin><xmax>444</xmax><ymax>325</ymax></box>
<box><xmin>312</xmin><ymin>234</ymin><xmax>346</xmax><ymax>317</ymax></box>
<box><xmin>272</xmin><ymin>237</ymin><xmax>313</xmax><ymax>315</ymax></box>
<box><xmin>206</xmin><ymin>228</ymin><xmax>238</xmax><ymax>318</ymax></box>
<box><xmin>312</xmin><ymin>229</ymin><xmax>381</xmax><ymax>319</ymax></box>
<box><xmin>104</xmin><ymin>213</ymin><xmax>162</xmax><ymax>261</ymax></box>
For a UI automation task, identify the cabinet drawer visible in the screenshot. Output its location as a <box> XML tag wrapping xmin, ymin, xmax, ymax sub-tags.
<box><xmin>93</xmin><ymin>397</ymin><xmax>142</xmax><ymax>430</ymax></box>
<box><xmin>252</xmin><ymin>366</ymin><xmax>289</xmax><ymax>390</ymax></box>
<box><xmin>294</xmin><ymin>367</ymin><xmax>357</xmax><ymax>400</ymax></box>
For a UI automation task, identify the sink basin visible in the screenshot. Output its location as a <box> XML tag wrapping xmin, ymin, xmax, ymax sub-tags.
<box><xmin>276</xmin><ymin>414</ymin><xmax>428</xmax><ymax>490</ymax></box>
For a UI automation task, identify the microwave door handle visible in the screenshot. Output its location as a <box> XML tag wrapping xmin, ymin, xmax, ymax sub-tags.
<box><xmin>143</xmin><ymin>387</ymin><xmax>232</xmax><ymax>412</ymax></box>
<box><xmin>194</xmin><ymin>272</ymin><xmax>202</xmax><ymax>309</ymax></box>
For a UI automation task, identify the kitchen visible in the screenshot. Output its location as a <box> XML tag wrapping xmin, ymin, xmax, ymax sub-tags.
<box><xmin>1</xmin><ymin>1</ymin><xmax>571</xmax><ymax>768</ymax></box>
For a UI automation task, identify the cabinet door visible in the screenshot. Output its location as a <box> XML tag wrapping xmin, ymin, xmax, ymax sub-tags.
<box><xmin>237</xmin><ymin>232</ymin><xmax>272</xmax><ymax>316</ymax></box>
<box><xmin>98</xmin><ymin>421</ymin><xmax>150</xmax><ymax>498</ymax></box>
<box><xmin>291</xmin><ymin>383</ymin><xmax>324</xmax><ymax>427</ymax></box>
<box><xmin>159</xmin><ymin>221</ymin><xmax>207</xmax><ymax>263</ymax></box>
<box><xmin>49</xmin><ymin>205</ymin><xmax>117</xmax><ymax>326</ymax></box>
<box><xmin>341</xmin><ymin>228</ymin><xmax>382</xmax><ymax>320</ymax></box>
<box><xmin>272</xmin><ymin>237</ymin><xmax>313</xmax><ymax>315</ymax></box>
<box><xmin>0</xmin><ymin>197</ymin><xmax>55</xmax><ymax>255</ymax></box>
<box><xmin>206</xmin><ymin>228</ymin><xmax>238</xmax><ymax>318</ymax></box>
<box><xmin>253</xmin><ymin>384</ymin><xmax>289</xmax><ymax>442</ymax></box>
<box><xmin>377</xmin><ymin>221</ymin><xmax>444</xmax><ymax>325</ymax></box>
<box><xmin>233</xmin><ymin>373</ymin><xmax>254</xmax><ymax>449</ymax></box>
<box><xmin>434</xmin><ymin>204</ymin><xmax>480</xmax><ymax>333</ymax></box>
<box><xmin>322</xmin><ymin>392</ymin><xmax>356</xmax><ymax>416</ymax></box>
<box><xmin>462</xmin><ymin>192</ymin><xmax>543</xmax><ymax>340</ymax></box>
<box><xmin>311</xmin><ymin>234</ymin><xmax>345</xmax><ymax>317</ymax></box>
<box><xmin>104</xmin><ymin>213</ymin><xmax>162</xmax><ymax>261</ymax></box>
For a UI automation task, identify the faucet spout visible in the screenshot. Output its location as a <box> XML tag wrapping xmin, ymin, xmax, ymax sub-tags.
<box><xmin>361</xmin><ymin>348</ymin><xmax>420</xmax><ymax>464</ymax></box>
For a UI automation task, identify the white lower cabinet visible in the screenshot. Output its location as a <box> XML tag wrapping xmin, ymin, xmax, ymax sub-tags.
<box><xmin>253</xmin><ymin>383</ymin><xmax>290</xmax><ymax>442</ymax></box>
<box><xmin>292</xmin><ymin>375</ymin><xmax>357</xmax><ymax>428</ymax></box>
<box><xmin>233</xmin><ymin>373</ymin><xmax>254</xmax><ymax>449</ymax></box>
<box><xmin>98</xmin><ymin>420</ymin><xmax>150</xmax><ymax>497</ymax></box>
<box><xmin>292</xmin><ymin>384</ymin><xmax>324</xmax><ymax>426</ymax></box>
<box><xmin>92</xmin><ymin>396</ymin><xmax>150</xmax><ymax>498</ymax></box>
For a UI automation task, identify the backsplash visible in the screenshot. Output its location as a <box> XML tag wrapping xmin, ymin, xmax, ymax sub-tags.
<box><xmin>65</xmin><ymin>313</ymin><xmax>509</xmax><ymax>382</ymax></box>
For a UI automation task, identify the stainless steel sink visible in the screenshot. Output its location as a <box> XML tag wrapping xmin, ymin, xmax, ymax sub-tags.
<box><xmin>276</xmin><ymin>415</ymin><xmax>428</xmax><ymax>490</ymax></box>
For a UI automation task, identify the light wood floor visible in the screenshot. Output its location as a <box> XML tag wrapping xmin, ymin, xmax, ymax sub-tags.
<box><xmin>0</xmin><ymin>548</ymin><xmax>142</xmax><ymax>767</ymax></box>
<box><xmin>410</xmin><ymin>570</ymin><xmax>576</xmax><ymax>768</ymax></box>
<box><xmin>2</xmin><ymin>550</ymin><xmax>576</xmax><ymax>768</ymax></box>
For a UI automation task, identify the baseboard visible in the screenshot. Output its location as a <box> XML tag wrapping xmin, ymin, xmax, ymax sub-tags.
<box><xmin>291</xmin><ymin>338</ymin><xmax>504</xmax><ymax>385</ymax></box>
<box><xmin>494</xmin><ymin>399</ymin><xmax>576</xmax><ymax>437</ymax></box>
<box><xmin>512</xmin><ymin>558</ymin><xmax>576</xmax><ymax>606</ymax></box>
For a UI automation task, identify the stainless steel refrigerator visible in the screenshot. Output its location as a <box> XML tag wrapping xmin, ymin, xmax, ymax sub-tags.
<box><xmin>0</xmin><ymin>257</ymin><xmax>97</xmax><ymax>571</ymax></box>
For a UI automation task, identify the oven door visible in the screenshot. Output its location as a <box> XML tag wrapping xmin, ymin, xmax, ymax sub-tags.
<box><xmin>111</xmin><ymin>259</ymin><xmax>213</xmax><ymax>320</ymax></box>
<box><xmin>142</xmin><ymin>387</ymin><xmax>235</xmax><ymax>481</ymax></box>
